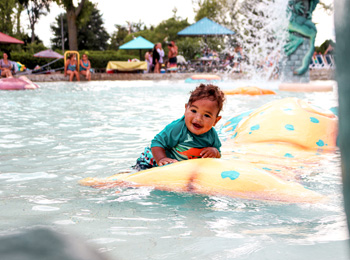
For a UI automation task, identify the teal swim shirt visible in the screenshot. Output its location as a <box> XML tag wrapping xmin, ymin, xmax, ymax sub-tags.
<box><xmin>151</xmin><ymin>116</ymin><xmax>221</xmax><ymax>161</ymax></box>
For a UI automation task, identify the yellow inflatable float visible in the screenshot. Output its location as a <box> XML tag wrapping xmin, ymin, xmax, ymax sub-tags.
<box><xmin>80</xmin><ymin>98</ymin><xmax>338</xmax><ymax>203</ymax></box>
<box><xmin>221</xmin><ymin>97</ymin><xmax>338</xmax><ymax>150</ymax></box>
<box><xmin>224</xmin><ymin>86</ymin><xmax>276</xmax><ymax>95</ymax></box>
<box><xmin>80</xmin><ymin>158</ymin><xmax>324</xmax><ymax>203</ymax></box>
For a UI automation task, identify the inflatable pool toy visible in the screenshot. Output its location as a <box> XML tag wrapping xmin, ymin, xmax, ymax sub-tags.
<box><xmin>219</xmin><ymin>97</ymin><xmax>338</xmax><ymax>180</ymax></box>
<box><xmin>222</xmin><ymin>97</ymin><xmax>338</xmax><ymax>150</ymax></box>
<box><xmin>0</xmin><ymin>76</ymin><xmax>39</xmax><ymax>90</ymax></box>
<box><xmin>191</xmin><ymin>74</ymin><xmax>221</xmax><ymax>80</ymax></box>
<box><xmin>279</xmin><ymin>82</ymin><xmax>334</xmax><ymax>92</ymax></box>
<box><xmin>80</xmin><ymin>98</ymin><xmax>338</xmax><ymax>203</ymax></box>
<box><xmin>185</xmin><ymin>74</ymin><xmax>221</xmax><ymax>83</ymax></box>
<box><xmin>224</xmin><ymin>86</ymin><xmax>276</xmax><ymax>95</ymax></box>
<box><xmin>80</xmin><ymin>158</ymin><xmax>324</xmax><ymax>203</ymax></box>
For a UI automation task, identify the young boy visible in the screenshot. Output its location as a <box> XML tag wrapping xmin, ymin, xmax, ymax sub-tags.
<box><xmin>133</xmin><ymin>84</ymin><xmax>225</xmax><ymax>171</ymax></box>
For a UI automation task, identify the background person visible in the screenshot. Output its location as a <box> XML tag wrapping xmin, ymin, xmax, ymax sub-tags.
<box><xmin>80</xmin><ymin>54</ymin><xmax>91</xmax><ymax>81</ymax></box>
<box><xmin>232</xmin><ymin>45</ymin><xmax>244</xmax><ymax>73</ymax></box>
<box><xmin>157</xmin><ymin>43</ymin><xmax>165</xmax><ymax>71</ymax></box>
<box><xmin>152</xmin><ymin>44</ymin><xmax>160</xmax><ymax>73</ymax></box>
<box><xmin>167</xmin><ymin>42</ymin><xmax>177</xmax><ymax>72</ymax></box>
<box><xmin>0</xmin><ymin>52</ymin><xmax>13</xmax><ymax>78</ymax></box>
<box><xmin>64</xmin><ymin>54</ymin><xmax>80</xmax><ymax>82</ymax></box>
<box><xmin>145</xmin><ymin>49</ymin><xmax>153</xmax><ymax>73</ymax></box>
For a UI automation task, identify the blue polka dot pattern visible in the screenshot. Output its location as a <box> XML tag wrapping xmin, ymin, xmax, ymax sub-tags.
<box><xmin>250</xmin><ymin>125</ymin><xmax>260</xmax><ymax>131</ymax></box>
<box><xmin>285</xmin><ymin>124</ymin><xmax>294</xmax><ymax>131</ymax></box>
<box><xmin>310</xmin><ymin>117</ymin><xmax>319</xmax><ymax>123</ymax></box>
<box><xmin>221</xmin><ymin>170</ymin><xmax>240</xmax><ymax>180</ymax></box>
<box><xmin>316</xmin><ymin>140</ymin><xmax>325</xmax><ymax>147</ymax></box>
<box><xmin>284</xmin><ymin>153</ymin><xmax>294</xmax><ymax>158</ymax></box>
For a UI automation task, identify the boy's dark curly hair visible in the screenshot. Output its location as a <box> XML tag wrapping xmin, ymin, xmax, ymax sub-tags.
<box><xmin>188</xmin><ymin>84</ymin><xmax>226</xmax><ymax>115</ymax></box>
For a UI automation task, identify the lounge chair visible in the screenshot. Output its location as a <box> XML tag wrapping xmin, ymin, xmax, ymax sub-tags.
<box><xmin>324</xmin><ymin>54</ymin><xmax>335</xmax><ymax>69</ymax></box>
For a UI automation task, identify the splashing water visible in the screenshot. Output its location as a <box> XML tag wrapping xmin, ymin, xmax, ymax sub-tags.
<box><xmin>224</xmin><ymin>0</ymin><xmax>290</xmax><ymax>80</ymax></box>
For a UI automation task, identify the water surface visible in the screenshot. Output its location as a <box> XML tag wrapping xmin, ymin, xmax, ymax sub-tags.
<box><xmin>0</xmin><ymin>80</ymin><xmax>347</xmax><ymax>260</ymax></box>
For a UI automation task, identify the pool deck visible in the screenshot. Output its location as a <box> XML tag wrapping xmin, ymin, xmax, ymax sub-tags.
<box><xmin>22</xmin><ymin>68</ymin><xmax>334</xmax><ymax>82</ymax></box>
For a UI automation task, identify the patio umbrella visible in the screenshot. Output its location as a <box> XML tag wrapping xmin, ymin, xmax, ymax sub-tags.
<box><xmin>0</xmin><ymin>32</ymin><xmax>24</xmax><ymax>44</ymax></box>
<box><xmin>177</xmin><ymin>17</ymin><xmax>235</xmax><ymax>41</ymax></box>
<box><xmin>34</xmin><ymin>49</ymin><xmax>64</xmax><ymax>59</ymax></box>
<box><xmin>119</xmin><ymin>36</ymin><xmax>154</xmax><ymax>60</ymax></box>
<box><xmin>33</xmin><ymin>49</ymin><xmax>64</xmax><ymax>72</ymax></box>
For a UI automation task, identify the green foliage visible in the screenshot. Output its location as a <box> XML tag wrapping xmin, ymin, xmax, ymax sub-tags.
<box><xmin>18</xmin><ymin>0</ymin><xmax>51</xmax><ymax>43</ymax></box>
<box><xmin>194</xmin><ymin>0</ymin><xmax>222</xmax><ymax>22</ymax></box>
<box><xmin>51</xmin><ymin>14</ymin><xmax>69</xmax><ymax>50</ymax></box>
<box><xmin>176</xmin><ymin>38</ymin><xmax>201</xmax><ymax>60</ymax></box>
<box><xmin>108</xmin><ymin>25</ymin><xmax>129</xmax><ymax>50</ymax></box>
<box><xmin>22</xmin><ymin>42</ymin><xmax>47</xmax><ymax>53</ymax></box>
<box><xmin>77</xmin><ymin>3</ymin><xmax>109</xmax><ymax>50</ymax></box>
<box><xmin>109</xmin><ymin>20</ymin><xmax>149</xmax><ymax>50</ymax></box>
<box><xmin>0</xmin><ymin>0</ymin><xmax>16</xmax><ymax>35</ymax></box>
<box><xmin>315</xmin><ymin>39</ymin><xmax>335</xmax><ymax>54</ymax></box>
<box><xmin>108</xmin><ymin>17</ymin><xmax>190</xmax><ymax>58</ymax></box>
<box><xmin>51</xmin><ymin>2</ymin><xmax>109</xmax><ymax>50</ymax></box>
<box><xmin>155</xmin><ymin>17</ymin><xmax>190</xmax><ymax>42</ymax></box>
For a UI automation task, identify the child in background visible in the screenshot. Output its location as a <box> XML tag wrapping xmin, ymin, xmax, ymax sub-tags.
<box><xmin>64</xmin><ymin>54</ymin><xmax>80</xmax><ymax>82</ymax></box>
<box><xmin>80</xmin><ymin>54</ymin><xmax>91</xmax><ymax>81</ymax></box>
<box><xmin>133</xmin><ymin>84</ymin><xmax>225</xmax><ymax>171</ymax></box>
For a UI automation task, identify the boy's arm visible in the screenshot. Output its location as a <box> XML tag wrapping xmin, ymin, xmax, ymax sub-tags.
<box><xmin>200</xmin><ymin>147</ymin><xmax>221</xmax><ymax>158</ymax></box>
<box><xmin>151</xmin><ymin>146</ymin><xmax>178</xmax><ymax>166</ymax></box>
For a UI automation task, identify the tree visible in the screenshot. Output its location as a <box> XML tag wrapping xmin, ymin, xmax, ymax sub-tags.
<box><xmin>50</xmin><ymin>13</ymin><xmax>69</xmax><ymax>50</ymax></box>
<box><xmin>109</xmin><ymin>21</ymin><xmax>146</xmax><ymax>50</ymax></box>
<box><xmin>0</xmin><ymin>0</ymin><xmax>16</xmax><ymax>35</ymax></box>
<box><xmin>15</xmin><ymin>2</ymin><xmax>24</xmax><ymax>35</ymax></box>
<box><xmin>19</xmin><ymin>0</ymin><xmax>51</xmax><ymax>43</ymax></box>
<box><xmin>51</xmin><ymin>2</ymin><xmax>109</xmax><ymax>50</ymax></box>
<box><xmin>194</xmin><ymin>0</ymin><xmax>224</xmax><ymax>22</ymax></box>
<box><xmin>77</xmin><ymin>3</ymin><xmax>109</xmax><ymax>50</ymax></box>
<box><xmin>316</xmin><ymin>39</ymin><xmax>335</xmax><ymax>54</ymax></box>
<box><xmin>155</xmin><ymin>17</ymin><xmax>190</xmax><ymax>42</ymax></box>
<box><xmin>56</xmin><ymin>0</ymin><xmax>86</xmax><ymax>50</ymax></box>
<box><xmin>109</xmin><ymin>25</ymin><xmax>129</xmax><ymax>50</ymax></box>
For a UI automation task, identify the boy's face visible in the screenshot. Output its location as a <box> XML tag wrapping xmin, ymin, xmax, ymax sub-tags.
<box><xmin>184</xmin><ymin>99</ymin><xmax>221</xmax><ymax>135</ymax></box>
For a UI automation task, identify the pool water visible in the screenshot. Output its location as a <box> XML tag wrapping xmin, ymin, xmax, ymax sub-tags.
<box><xmin>0</xmin><ymin>80</ymin><xmax>348</xmax><ymax>260</ymax></box>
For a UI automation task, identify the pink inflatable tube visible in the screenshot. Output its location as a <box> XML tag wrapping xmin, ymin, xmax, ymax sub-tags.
<box><xmin>0</xmin><ymin>76</ymin><xmax>39</xmax><ymax>90</ymax></box>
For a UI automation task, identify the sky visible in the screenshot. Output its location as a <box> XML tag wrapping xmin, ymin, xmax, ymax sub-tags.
<box><xmin>28</xmin><ymin>0</ymin><xmax>335</xmax><ymax>48</ymax></box>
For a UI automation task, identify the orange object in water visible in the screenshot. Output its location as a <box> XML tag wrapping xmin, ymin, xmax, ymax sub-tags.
<box><xmin>224</xmin><ymin>86</ymin><xmax>276</xmax><ymax>95</ymax></box>
<box><xmin>191</xmin><ymin>74</ymin><xmax>221</xmax><ymax>81</ymax></box>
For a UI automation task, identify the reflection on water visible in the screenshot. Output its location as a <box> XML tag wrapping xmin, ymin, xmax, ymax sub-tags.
<box><xmin>0</xmin><ymin>80</ymin><xmax>348</xmax><ymax>260</ymax></box>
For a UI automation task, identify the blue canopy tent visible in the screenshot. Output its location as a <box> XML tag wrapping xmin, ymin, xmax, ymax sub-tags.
<box><xmin>119</xmin><ymin>36</ymin><xmax>154</xmax><ymax>60</ymax></box>
<box><xmin>177</xmin><ymin>17</ymin><xmax>235</xmax><ymax>40</ymax></box>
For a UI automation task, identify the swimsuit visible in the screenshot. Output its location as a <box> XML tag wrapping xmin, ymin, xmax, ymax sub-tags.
<box><xmin>169</xmin><ymin>57</ymin><xmax>177</xmax><ymax>65</ymax></box>
<box><xmin>67</xmin><ymin>63</ymin><xmax>76</xmax><ymax>71</ymax></box>
<box><xmin>80</xmin><ymin>61</ymin><xmax>89</xmax><ymax>71</ymax></box>
<box><xmin>0</xmin><ymin>59</ymin><xmax>12</xmax><ymax>72</ymax></box>
<box><xmin>133</xmin><ymin>116</ymin><xmax>221</xmax><ymax>170</ymax></box>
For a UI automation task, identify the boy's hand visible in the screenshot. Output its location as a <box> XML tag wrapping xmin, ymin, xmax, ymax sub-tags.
<box><xmin>158</xmin><ymin>157</ymin><xmax>178</xmax><ymax>166</ymax></box>
<box><xmin>200</xmin><ymin>147</ymin><xmax>221</xmax><ymax>158</ymax></box>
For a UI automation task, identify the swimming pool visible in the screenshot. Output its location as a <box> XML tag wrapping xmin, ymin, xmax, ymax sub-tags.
<box><xmin>0</xmin><ymin>80</ymin><xmax>348</xmax><ymax>259</ymax></box>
